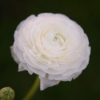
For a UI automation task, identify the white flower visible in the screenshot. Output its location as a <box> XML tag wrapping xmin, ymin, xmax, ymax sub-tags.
<box><xmin>11</xmin><ymin>13</ymin><xmax>91</xmax><ymax>90</ymax></box>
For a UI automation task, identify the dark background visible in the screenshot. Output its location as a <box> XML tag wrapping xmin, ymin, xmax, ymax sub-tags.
<box><xmin>0</xmin><ymin>0</ymin><xmax>100</xmax><ymax>100</ymax></box>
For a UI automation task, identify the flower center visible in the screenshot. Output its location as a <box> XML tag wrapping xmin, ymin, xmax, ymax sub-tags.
<box><xmin>53</xmin><ymin>34</ymin><xmax>64</xmax><ymax>46</ymax></box>
<box><xmin>45</xmin><ymin>30</ymin><xmax>65</xmax><ymax>46</ymax></box>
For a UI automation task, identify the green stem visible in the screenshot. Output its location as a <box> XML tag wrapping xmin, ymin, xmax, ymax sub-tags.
<box><xmin>22</xmin><ymin>76</ymin><xmax>40</xmax><ymax>100</ymax></box>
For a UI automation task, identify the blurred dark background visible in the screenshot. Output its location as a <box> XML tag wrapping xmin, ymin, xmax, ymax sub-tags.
<box><xmin>0</xmin><ymin>0</ymin><xmax>100</xmax><ymax>100</ymax></box>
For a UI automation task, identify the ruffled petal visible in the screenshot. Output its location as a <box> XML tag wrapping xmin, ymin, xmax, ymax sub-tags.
<box><xmin>39</xmin><ymin>76</ymin><xmax>60</xmax><ymax>90</ymax></box>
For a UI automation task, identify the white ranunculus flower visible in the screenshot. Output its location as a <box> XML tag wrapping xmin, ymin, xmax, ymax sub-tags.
<box><xmin>11</xmin><ymin>13</ymin><xmax>91</xmax><ymax>90</ymax></box>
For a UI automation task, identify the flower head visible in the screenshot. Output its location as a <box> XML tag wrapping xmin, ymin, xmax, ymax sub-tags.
<box><xmin>11</xmin><ymin>13</ymin><xmax>91</xmax><ymax>90</ymax></box>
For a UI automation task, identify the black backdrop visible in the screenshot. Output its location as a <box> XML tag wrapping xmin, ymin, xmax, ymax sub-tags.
<box><xmin>0</xmin><ymin>0</ymin><xmax>100</xmax><ymax>100</ymax></box>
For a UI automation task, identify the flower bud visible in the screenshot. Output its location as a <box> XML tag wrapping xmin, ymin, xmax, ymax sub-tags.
<box><xmin>0</xmin><ymin>87</ymin><xmax>15</xmax><ymax>100</ymax></box>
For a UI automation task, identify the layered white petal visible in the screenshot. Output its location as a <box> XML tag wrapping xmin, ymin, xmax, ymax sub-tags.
<box><xmin>39</xmin><ymin>76</ymin><xmax>60</xmax><ymax>90</ymax></box>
